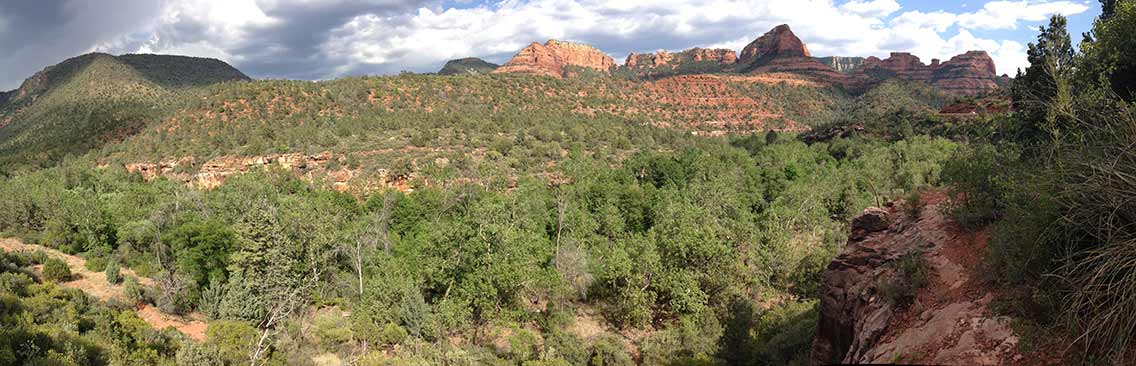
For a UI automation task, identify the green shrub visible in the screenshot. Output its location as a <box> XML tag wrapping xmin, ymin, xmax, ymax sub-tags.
<box><xmin>105</xmin><ymin>260</ymin><xmax>122</xmax><ymax>284</ymax></box>
<box><xmin>378</xmin><ymin>323</ymin><xmax>408</xmax><ymax>346</ymax></box>
<box><xmin>905</xmin><ymin>189</ymin><xmax>924</xmax><ymax>219</ymax></box>
<box><xmin>123</xmin><ymin>276</ymin><xmax>147</xmax><ymax>304</ymax></box>
<box><xmin>42</xmin><ymin>257</ymin><xmax>71</xmax><ymax>282</ymax></box>
<box><xmin>941</xmin><ymin>144</ymin><xmax>1019</xmax><ymax>229</ymax></box>
<box><xmin>83</xmin><ymin>247</ymin><xmax>110</xmax><ymax>272</ymax></box>
<box><xmin>588</xmin><ymin>335</ymin><xmax>633</xmax><ymax>366</ymax></box>
<box><xmin>175</xmin><ymin>342</ymin><xmax>222</xmax><ymax>366</ymax></box>
<box><xmin>205</xmin><ymin>320</ymin><xmax>259</xmax><ymax>365</ymax></box>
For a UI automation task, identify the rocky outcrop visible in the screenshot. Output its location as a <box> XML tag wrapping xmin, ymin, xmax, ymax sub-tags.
<box><xmin>848</xmin><ymin>51</ymin><xmax>1001</xmax><ymax>95</ymax></box>
<box><xmin>739</xmin><ymin>24</ymin><xmax>811</xmax><ymax>63</ymax></box>
<box><xmin>623</xmin><ymin>48</ymin><xmax>737</xmax><ymax>78</ymax></box>
<box><xmin>816</xmin><ymin>56</ymin><xmax>865</xmax><ymax>73</ymax></box>
<box><xmin>438</xmin><ymin>57</ymin><xmax>499</xmax><ymax>75</ymax></box>
<box><xmin>811</xmin><ymin>193</ymin><xmax>1023</xmax><ymax>365</ymax></box>
<box><xmin>625</xmin><ymin>51</ymin><xmax>674</xmax><ymax>68</ymax></box>
<box><xmin>493</xmin><ymin>40</ymin><xmax>615</xmax><ymax>79</ymax></box>
<box><xmin>929</xmin><ymin>51</ymin><xmax>1000</xmax><ymax>95</ymax></box>
<box><xmin>736</xmin><ymin>25</ymin><xmax>844</xmax><ymax>81</ymax></box>
<box><xmin>687</xmin><ymin>48</ymin><xmax>738</xmax><ymax>64</ymax></box>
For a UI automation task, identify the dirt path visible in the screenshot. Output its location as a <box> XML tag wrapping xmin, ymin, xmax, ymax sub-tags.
<box><xmin>0</xmin><ymin>238</ymin><xmax>208</xmax><ymax>341</ymax></box>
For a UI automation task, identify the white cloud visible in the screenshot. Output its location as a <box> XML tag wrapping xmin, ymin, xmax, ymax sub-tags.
<box><xmin>840</xmin><ymin>0</ymin><xmax>902</xmax><ymax>18</ymax></box>
<box><xmin>87</xmin><ymin>0</ymin><xmax>1093</xmax><ymax>82</ymax></box>
<box><xmin>957</xmin><ymin>0</ymin><xmax>1091</xmax><ymax>30</ymax></box>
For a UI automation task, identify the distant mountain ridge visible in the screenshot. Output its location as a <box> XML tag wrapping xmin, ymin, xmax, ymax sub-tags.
<box><xmin>2</xmin><ymin>53</ymin><xmax>249</xmax><ymax>109</ymax></box>
<box><xmin>489</xmin><ymin>24</ymin><xmax>1003</xmax><ymax>95</ymax></box>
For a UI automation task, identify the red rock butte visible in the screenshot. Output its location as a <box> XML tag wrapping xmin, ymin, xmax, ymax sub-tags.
<box><xmin>739</xmin><ymin>24</ymin><xmax>812</xmax><ymax>62</ymax></box>
<box><xmin>492</xmin><ymin>39</ymin><xmax>615</xmax><ymax>79</ymax></box>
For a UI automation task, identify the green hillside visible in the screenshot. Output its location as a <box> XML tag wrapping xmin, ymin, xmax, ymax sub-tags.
<box><xmin>0</xmin><ymin>53</ymin><xmax>249</xmax><ymax>171</ymax></box>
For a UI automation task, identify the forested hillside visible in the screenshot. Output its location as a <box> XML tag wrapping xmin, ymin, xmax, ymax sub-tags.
<box><xmin>0</xmin><ymin>53</ymin><xmax>249</xmax><ymax>172</ymax></box>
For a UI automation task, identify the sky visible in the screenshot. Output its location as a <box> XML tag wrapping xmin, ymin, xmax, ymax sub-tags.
<box><xmin>0</xmin><ymin>0</ymin><xmax>1100</xmax><ymax>90</ymax></box>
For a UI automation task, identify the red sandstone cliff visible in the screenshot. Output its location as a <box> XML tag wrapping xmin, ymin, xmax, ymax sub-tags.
<box><xmin>493</xmin><ymin>40</ymin><xmax>615</xmax><ymax>79</ymax></box>
<box><xmin>736</xmin><ymin>24</ymin><xmax>844</xmax><ymax>80</ymax></box>
<box><xmin>848</xmin><ymin>51</ymin><xmax>1001</xmax><ymax>95</ymax></box>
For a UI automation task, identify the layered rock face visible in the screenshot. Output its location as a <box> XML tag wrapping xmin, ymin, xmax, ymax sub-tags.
<box><xmin>625</xmin><ymin>48</ymin><xmax>738</xmax><ymax>67</ymax></box>
<box><xmin>930</xmin><ymin>51</ymin><xmax>1000</xmax><ymax>94</ymax></box>
<box><xmin>493</xmin><ymin>40</ymin><xmax>614</xmax><ymax>78</ymax></box>
<box><xmin>816</xmin><ymin>56</ymin><xmax>865</xmax><ymax>73</ymax></box>
<box><xmin>811</xmin><ymin>193</ymin><xmax>1023</xmax><ymax>365</ymax></box>
<box><xmin>848</xmin><ymin>51</ymin><xmax>1001</xmax><ymax>95</ymax></box>
<box><xmin>737</xmin><ymin>24</ymin><xmax>844</xmax><ymax>80</ymax></box>
<box><xmin>687</xmin><ymin>47</ymin><xmax>738</xmax><ymax>63</ymax></box>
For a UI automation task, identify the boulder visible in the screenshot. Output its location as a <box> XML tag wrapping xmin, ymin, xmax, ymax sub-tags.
<box><xmin>850</xmin><ymin>207</ymin><xmax>890</xmax><ymax>241</ymax></box>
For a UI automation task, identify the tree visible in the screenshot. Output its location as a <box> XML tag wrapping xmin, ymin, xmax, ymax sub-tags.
<box><xmin>215</xmin><ymin>204</ymin><xmax>333</xmax><ymax>365</ymax></box>
<box><xmin>1013</xmin><ymin>15</ymin><xmax>1075</xmax><ymax>139</ymax></box>
<box><xmin>345</xmin><ymin>193</ymin><xmax>394</xmax><ymax>296</ymax></box>
<box><xmin>1079</xmin><ymin>0</ymin><xmax>1136</xmax><ymax>101</ymax></box>
<box><xmin>105</xmin><ymin>260</ymin><xmax>122</xmax><ymax>284</ymax></box>
<box><xmin>718</xmin><ymin>298</ymin><xmax>757</xmax><ymax>366</ymax></box>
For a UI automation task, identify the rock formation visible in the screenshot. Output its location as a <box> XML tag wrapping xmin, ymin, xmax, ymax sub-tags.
<box><xmin>811</xmin><ymin>192</ymin><xmax>1023</xmax><ymax>365</ymax></box>
<box><xmin>438</xmin><ymin>57</ymin><xmax>499</xmax><ymax>75</ymax></box>
<box><xmin>493</xmin><ymin>40</ymin><xmax>615</xmax><ymax>79</ymax></box>
<box><xmin>847</xmin><ymin>51</ymin><xmax>1001</xmax><ymax>95</ymax></box>
<box><xmin>623</xmin><ymin>48</ymin><xmax>737</xmax><ymax>78</ymax></box>
<box><xmin>625</xmin><ymin>50</ymin><xmax>674</xmax><ymax>68</ymax></box>
<box><xmin>492</xmin><ymin>25</ymin><xmax>1001</xmax><ymax>95</ymax></box>
<box><xmin>736</xmin><ymin>24</ymin><xmax>845</xmax><ymax>81</ymax></box>
<box><xmin>739</xmin><ymin>24</ymin><xmax>811</xmax><ymax>62</ymax></box>
<box><xmin>816</xmin><ymin>56</ymin><xmax>865</xmax><ymax>73</ymax></box>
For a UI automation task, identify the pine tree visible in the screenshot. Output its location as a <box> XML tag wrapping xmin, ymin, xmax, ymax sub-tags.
<box><xmin>1012</xmin><ymin>15</ymin><xmax>1074</xmax><ymax>139</ymax></box>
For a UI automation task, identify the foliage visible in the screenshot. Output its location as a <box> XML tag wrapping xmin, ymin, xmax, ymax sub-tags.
<box><xmin>42</xmin><ymin>257</ymin><xmax>71</xmax><ymax>282</ymax></box>
<box><xmin>943</xmin><ymin>2</ymin><xmax>1136</xmax><ymax>362</ymax></box>
<box><xmin>106</xmin><ymin>260</ymin><xmax>122</xmax><ymax>284</ymax></box>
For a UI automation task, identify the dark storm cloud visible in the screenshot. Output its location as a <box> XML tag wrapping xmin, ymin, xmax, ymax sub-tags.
<box><xmin>0</xmin><ymin>0</ymin><xmax>164</xmax><ymax>90</ymax></box>
<box><xmin>187</xmin><ymin>0</ymin><xmax>434</xmax><ymax>80</ymax></box>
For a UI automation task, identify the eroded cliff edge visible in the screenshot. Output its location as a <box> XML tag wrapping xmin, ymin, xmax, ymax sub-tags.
<box><xmin>810</xmin><ymin>192</ymin><xmax>1024</xmax><ymax>365</ymax></box>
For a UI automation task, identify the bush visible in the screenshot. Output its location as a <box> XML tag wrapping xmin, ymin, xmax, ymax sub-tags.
<box><xmin>589</xmin><ymin>335</ymin><xmax>633</xmax><ymax>366</ymax></box>
<box><xmin>42</xmin><ymin>257</ymin><xmax>71</xmax><ymax>282</ymax></box>
<box><xmin>123</xmin><ymin>276</ymin><xmax>148</xmax><ymax>304</ymax></box>
<box><xmin>378</xmin><ymin>323</ymin><xmax>408</xmax><ymax>346</ymax></box>
<box><xmin>175</xmin><ymin>342</ymin><xmax>222</xmax><ymax>366</ymax></box>
<box><xmin>941</xmin><ymin>144</ymin><xmax>1018</xmax><ymax>229</ymax></box>
<box><xmin>905</xmin><ymin>190</ymin><xmax>924</xmax><ymax>219</ymax></box>
<box><xmin>105</xmin><ymin>261</ymin><xmax>122</xmax><ymax>285</ymax></box>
